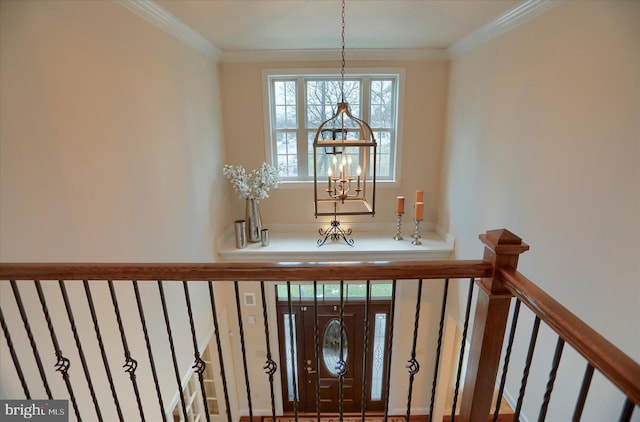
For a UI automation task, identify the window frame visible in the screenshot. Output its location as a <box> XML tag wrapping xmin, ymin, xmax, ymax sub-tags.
<box><xmin>262</xmin><ymin>68</ymin><xmax>404</xmax><ymax>185</ymax></box>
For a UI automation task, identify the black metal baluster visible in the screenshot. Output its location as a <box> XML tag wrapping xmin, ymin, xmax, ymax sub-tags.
<box><xmin>0</xmin><ymin>306</ymin><xmax>30</xmax><ymax>398</ymax></box>
<box><xmin>538</xmin><ymin>337</ymin><xmax>565</xmax><ymax>421</ymax></box>
<box><xmin>286</xmin><ymin>281</ymin><xmax>299</xmax><ymax>421</ymax></box>
<box><xmin>493</xmin><ymin>299</ymin><xmax>521</xmax><ymax>422</ymax></box>
<box><xmin>108</xmin><ymin>280</ymin><xmax>144</xmax><ymax>421</ymax></box>
<box><xmin>450</xmin><ymin>278</ymin><xmax>475</xmax><ymax>421</ymax></box>
<box><xmin>405</xmin><ymin>279</ymin><xmax>423</xmax><ymax>422</ymax></box>
<box><xmin>260</xmin><ymin>281</ymin><xmax>278</xmax><ymax>422</ymax></box>
<box><xmin>429</xmin><ymin>278</ymin><xmax>449</xmax><ymax>420</ymax></box>
<box><xmin>157</xmin><ymin>280</ymin><xmax>187</xmax><ymax>422</ymax></box>
<box><xmin>618</xmin><ymin>398</ymin><xmax>635</xmax><ymax>422</ymax></box>
<box><xmin>10</xmin><ymin>280</ymin><xmax>52</xmax><ymax>399</ymax></box>
<box><xmin>208</xmin><ymin>282</ymin><xmax>232</xmax><ymax>422</ymax></box>
<box><xmin>34</xmin><ymin>280</ymin><xmax>80</xmax><ymax>420</ymax></box>
<box><xmin>132</xmin><ymin>280</ymin><xmax>166</xmax><ymax>422</ymax></box>
<box><xmin>361</xmin><ymin>280</ymin><xmax>371</xmax><ymax>422</ymax></box>
<box><xmin>183</xmin><ymin>281</ymin><xmax>210</xmax><ymax>422</ymax></box>
<box><xmin>235</xmin><ymin>281</ymin><xmax>254</xmax><ymax>421</ymax></box>
<box><xmin>383</xmin><ymin>280</ymin><xmax>397</xmax><ymax>422</ymax></box>
<box><xmin>514</xmin><ymin>316</ymin><xmax>541</xmax><ymax>420</ymax></box>
<box><xmin>572</xmin><ymin>363</ymin><xmax>594</xmax><ymax>422</ymax></box>
<box><xmin>338</xmin><ymin>280</ymin><xmax>347</xmax><ymax>422</ymax></box>
<box><xmin>83</xmin><ymin>280</ymin><xmax>124</xmax><ymax>420</ymax></box>
<box><xmin>314</xmin><ymin>281</ymin><xmax>321</xmax><ymax>422</ymax></box>
<box><xmin>59</xmin><ymin>281</ymin><xmax>103</xmax><ymax>420</ymax></box>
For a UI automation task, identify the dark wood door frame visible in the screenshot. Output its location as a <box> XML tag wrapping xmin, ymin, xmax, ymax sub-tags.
<box><xmin>277</xmin><ymin>300</ymin><xmax>392</xmax><ymax>413</ymax></box>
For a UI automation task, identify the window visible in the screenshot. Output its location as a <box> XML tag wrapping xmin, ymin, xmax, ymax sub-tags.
<box><xmin>283</xmin><ymin>313</ymin><xmax>298</xmax><ymax>401</ymax></box>
<box><xmin>276</xmin><ymin>282</ymin><xmax>392</xmax><ymax>301</ymax></box>
<box><xmin>370</xmin><ymin>313</ymin><xmax>387</xmax><ymax>400</ymax></box>
<box><xmin>264</xmin><ymin>70</ymin><xmax>401</xmax><ymax>182</ymax></box>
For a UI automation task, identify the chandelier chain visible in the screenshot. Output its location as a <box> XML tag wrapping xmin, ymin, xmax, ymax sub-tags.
<box><xmin>340</xmin><ymin>0</ymin><xmax>345</xmax><ymax>102</ymax></box>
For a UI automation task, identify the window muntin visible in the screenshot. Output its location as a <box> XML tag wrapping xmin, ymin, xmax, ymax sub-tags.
<box><xmin>267</xmin><ymin>73</ymin><xmax>399</xmax><ymax>182</ymax></box>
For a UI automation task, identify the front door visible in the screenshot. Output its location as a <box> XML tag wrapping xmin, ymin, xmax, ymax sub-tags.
<box><xmin>277</xmin><ymin>300</ymin><xmax>392</xmax><ymax>413</ymax></box>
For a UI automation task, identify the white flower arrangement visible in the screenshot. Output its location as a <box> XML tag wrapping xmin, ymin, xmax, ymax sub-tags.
<box><xmin>223</xmin><ymin>162</ymin><xmax>282</xmax><ymax>200</ymax></box>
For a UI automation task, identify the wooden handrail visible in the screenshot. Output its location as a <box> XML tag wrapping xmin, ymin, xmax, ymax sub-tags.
<box><xmin>498</xmin><ymin>267</ymin><xmax>640</xmax><ymax>406</ymax></box>
<box><xmin>0</xmin><ymin>260</ymin><xmax>492</xmax><ymax>281</ymax></box>
<box><xmin>2</xmin><ymin>230</ymin><xmax>639</xmax><ymax>419</ymax></box>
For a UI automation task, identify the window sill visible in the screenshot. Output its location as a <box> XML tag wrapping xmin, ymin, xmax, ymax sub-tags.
<box><xmin>217</xmin><ymin>223</ymin><xmax>454</xmax><ymax>262</ymax></box>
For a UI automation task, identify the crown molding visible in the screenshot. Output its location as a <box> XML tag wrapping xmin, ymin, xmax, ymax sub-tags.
<box><xmin>114</xmin><ymin>0</ymin><xmax>221</xmax><ymax>60</ymax></box>
<box><xmin>220</xmin><ymin>48</ymin><xmax>449</xmax><ymax>63</ymax></box>
<box><xmin>448</xmin><ymin>0</ymin><xmax>564</xmax><ymax>58</ymax></box>
<box><xmin>115</xmin><ymin>0</ymin><xmax>560</xmax><ymax>63</ymax></box>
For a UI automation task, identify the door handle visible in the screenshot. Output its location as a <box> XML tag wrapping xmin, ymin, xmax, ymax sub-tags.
<box><xmin>305</xmin><ymin>359</ymin><xmax>316</xmax><ymax>374</ymax></box>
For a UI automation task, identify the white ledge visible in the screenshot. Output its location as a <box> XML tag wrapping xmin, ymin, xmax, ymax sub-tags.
<box><xmin>217</xmin><ymin>224</ymin><xmax>454</xmax><ymax>262</ymax></box>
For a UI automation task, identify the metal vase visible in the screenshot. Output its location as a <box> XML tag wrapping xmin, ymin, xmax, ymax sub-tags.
<box><xmin>245</xmin><ymin>198</ymin><xmax>262</xmax><ymax>243</ymax></box>
<box><xmin>234</xmin><ymin>220</ymin><xmax>247</xmax><ymax>249</ymax></box>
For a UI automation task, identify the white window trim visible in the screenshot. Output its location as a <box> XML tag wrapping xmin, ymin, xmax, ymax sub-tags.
<box><xmin>261</xmin><ymin>67</ymin><xmax>405</xmax><ymax>185</ymax></box>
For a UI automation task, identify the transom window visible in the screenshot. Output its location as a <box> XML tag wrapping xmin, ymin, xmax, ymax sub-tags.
<box><xmin>276</xmin><ymin>283</ymin><xmax>392</xmax><ymax>301</ymax></box>
<box><xmin>264</xmin><ymin>70</ymin><xmax>401</xmax><ymax>182</ymax></box>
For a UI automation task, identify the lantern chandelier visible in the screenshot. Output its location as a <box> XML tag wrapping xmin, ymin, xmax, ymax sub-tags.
<box><xmin>313</xmin><ymin>0</ymin><xmax>377</xmax><ymax>246</ymax></box>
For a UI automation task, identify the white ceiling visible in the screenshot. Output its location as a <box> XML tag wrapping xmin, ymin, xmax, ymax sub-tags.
<box><xmin>154</xmin><ymin>0</ymin><xmax>521</xmax><ymax>52</ymax></box>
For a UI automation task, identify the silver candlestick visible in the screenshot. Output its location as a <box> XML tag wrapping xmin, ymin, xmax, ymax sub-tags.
<box><xmin>393</xmin><ymin>212</ymin><xmax>404</xmax><ymax>240</ymax></box>
<box><xmin>411</xmin><ymin>219</ymin><xmax>422</xmax><ymax>245</ymax></box>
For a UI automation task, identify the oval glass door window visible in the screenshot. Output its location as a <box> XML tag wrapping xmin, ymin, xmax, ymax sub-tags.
<box><xmin>322</xmin><ymin>319</ymin><xmax>348</xmax><ymax>375</ymax></box>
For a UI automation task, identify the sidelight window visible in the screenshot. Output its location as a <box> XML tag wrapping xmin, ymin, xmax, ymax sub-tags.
<box><xmin>283</xmin><ymin>314</ymin><xmax>299</xmax><ymax>401</ymax></box>
<box><xmin>371</xmin><ymin>313</ymin><xmax>388</xmax><ymax>400</ymax></box>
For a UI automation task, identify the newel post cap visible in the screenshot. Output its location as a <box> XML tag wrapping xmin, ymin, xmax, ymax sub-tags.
<box><xmin>479</xmin><ymin>228</ymin><xmax>530</xmax><ymax>256</ymax></box>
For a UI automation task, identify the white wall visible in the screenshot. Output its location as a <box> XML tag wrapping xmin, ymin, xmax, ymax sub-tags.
<box><xmin>220</xmin><ymin>60</ymin><xmax>448</xmax><ymax>228</ymax></box>
<box><xmin>0</xmin><ymin>0</ymin><xmax>228</xmax><ymax>263</ymax></box>
<box><xmin>0</xmin><ymin>1</ymin><xmax>228</xmax><ymax>420</ymax></box>
<box><xmin>441</xmin><ymin>2</ymin><xmax>639</xmax><ymax>420</ymax></box>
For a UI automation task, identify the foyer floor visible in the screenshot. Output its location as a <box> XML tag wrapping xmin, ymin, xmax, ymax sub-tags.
<box><xmin>239</xmin><ymin>413</ymin><xmax>515</xmax><ymax>421</ymax></box>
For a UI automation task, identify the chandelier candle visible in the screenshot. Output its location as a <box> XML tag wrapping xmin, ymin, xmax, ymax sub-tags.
<box><xmin>415</xmin><ymin>190</ymin><xmax>424</xmax><ymax>203</ymax></box>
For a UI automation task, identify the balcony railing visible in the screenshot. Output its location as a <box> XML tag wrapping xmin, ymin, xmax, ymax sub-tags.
<box><xmin>0</xmin><ymin>229</ymin><xmax>638</xmax><ymax>422</ymax></box>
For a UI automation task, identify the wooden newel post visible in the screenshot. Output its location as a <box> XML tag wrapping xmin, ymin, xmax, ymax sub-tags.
<box><xmin>459</xmin><ymin>229</ymin><xmax>529</xmax><ymax>422</ymax></box>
